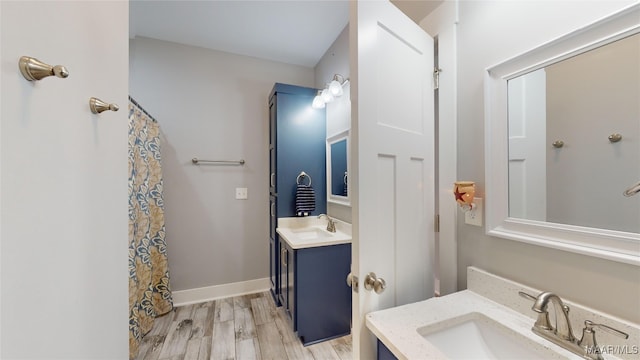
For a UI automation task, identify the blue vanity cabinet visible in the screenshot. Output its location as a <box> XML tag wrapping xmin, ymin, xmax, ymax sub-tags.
<box><xmin>278</xmin><ymin>239</ymin><xmax>289</xmax><ymax>315</ymax></box>
<box><xmin>269</xmin><ymin>195</ymin><xmax>278</xmax><ymax>303</ymax></box>
<box><xmin>279</xmin><ymin>240</ymin><xmax>295</xmax><ymax>321</ymax></box>
<box><xmin>268</xmin><ymin>83</ymin><xmax>326</xmax><ymax>305</ymax></box>
<box><xmin>269</xmin><ymin>92</ymin><xmax>279</xmax><ymax>304</ymax></box>
<box><xmin>289</xmin><ymin>243</ymin><xmax>352</xmax><ymax>346</ymax></box>
<box><xmin>377</xmin><ymin>340</ymin><xmax>399</xmax><ymax>360</ymax></box>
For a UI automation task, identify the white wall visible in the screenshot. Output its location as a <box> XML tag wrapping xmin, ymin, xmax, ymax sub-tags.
<box><xmin>2</xmin><ymin>1</ymin><xmax>128</xmax><ymax>357</ymax></box>
<box><xmin>314</xmin><ymin>26</ymin><xmax>353</xmax><ymax>223</ymax></box>
<box><xmin>420</xmin><ymin>0</ymin><xmax>459</xmax><ymax>296</ymax></box>
<box><xmin>130</xmin><ymin>37</ymin><xmax>315</xmax><ymax>292</ymax></box>
<box><xmin>452</xmin><ymin>0</ymin><xmax>640</xmax><ymax>323</ymax></box>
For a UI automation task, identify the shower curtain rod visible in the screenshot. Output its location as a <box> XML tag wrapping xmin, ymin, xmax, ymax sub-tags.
<box><xmin>129</xmin><ymin>95</ymin><xmax>157</xmax><ymax>123</ymax></box>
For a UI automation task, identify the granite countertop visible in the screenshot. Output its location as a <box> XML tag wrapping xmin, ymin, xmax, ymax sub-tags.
<box><xmin>366</xmin><ymin>290</ymin><xmax>580</xmax><ymax>360</ymax></box>
<box><xmin>365</xmin><ymin>267</ymin><xmax>638</xmax><ymax>360</ymax></box>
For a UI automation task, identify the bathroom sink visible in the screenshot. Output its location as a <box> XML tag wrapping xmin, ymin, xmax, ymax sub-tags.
<box><xmin>418</xmin><ymin>313</ymin><xmax>565</xmax><ymax>359</ymax></box>
<box><xmin>277</xmin><ymin>221</ymin><xmax>352</xmax><ymax>249</ymax></box>
<box><xmin>290</xmin><ymin>227</ymin><xmax>333</xmax><ymax>240</ymax></box>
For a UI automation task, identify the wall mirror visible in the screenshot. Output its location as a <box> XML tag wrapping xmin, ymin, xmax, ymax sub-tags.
<box><xmin>327</xmin><ymin>130</ymin><xmax>350</xmax><ymax>205</ymax></box>
<box><xmin>485</xmin><ymin>3</ymin><xmax>640</xmax><ymax>266</ymax></box>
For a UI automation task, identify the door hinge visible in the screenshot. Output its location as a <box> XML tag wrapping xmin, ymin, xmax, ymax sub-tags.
<box><xmin>433</xmin><ymin>67</ymin><xmax>442</xmax><ymax>90</ymax></box>
<box><xmin>435</xmin><ymin>214</ymin><xmax>440</xmax><ymax>233</ymax></box>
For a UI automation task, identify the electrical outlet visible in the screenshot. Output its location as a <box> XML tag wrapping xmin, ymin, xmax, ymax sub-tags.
<box><xmin>465</xmin><ymin>197</ymin><xmax>483</xmax><ymax>226</ymax></box>
<box><xmin>235</xmin><ymin>187</ymin><xmax>248</xmax><ymax>200</ymax></box>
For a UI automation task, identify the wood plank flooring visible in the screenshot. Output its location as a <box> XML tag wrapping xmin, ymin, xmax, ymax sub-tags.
<box><xmin>135</xmin><ymin>291</ymin><xmax>352</xmax><ymax>360</ymax></box>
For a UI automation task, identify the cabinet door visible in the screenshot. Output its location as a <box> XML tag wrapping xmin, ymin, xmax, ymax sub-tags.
<box><xmin>377</xmin><ymin>340</ymin><xmax>399</xmax><ymax>360</ymax></box>
<box><xmin>287</xmin><ymin>244</ymin><xmax>296</xmax><ymax>327</ymax></box>
<box><xmin>269</xmin><ymin>236</ymin><xmax>278</xmax><ymax>302</ymax></box>
<box><xmin>270</xmin><ymin>196</ymin><xmax>277</xmax><ymax>240</ymax></box>
<box><xmin>269</xmin><ymin>96</ymin><xmax>277</xmax><ymax>194</ymax></box>
<box><xmin>279</xmin><ymin>242</ymin><xmax>289</xmax><ymax>312</ymax></box>
<box><xmin>269</xmin><ymin>196</ymin><xmax>279</xmax><ymax>304</ymax></box>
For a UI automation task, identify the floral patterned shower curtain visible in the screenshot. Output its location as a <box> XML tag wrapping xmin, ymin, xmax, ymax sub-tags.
<box><xmin>128</xmin><ymin>99</ymin><xmax>173</xmax><ymax>359</ymax></box>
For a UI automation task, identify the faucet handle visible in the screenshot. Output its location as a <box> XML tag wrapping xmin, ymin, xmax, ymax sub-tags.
<box><xmin>578</xmin><ymin>320</ymin><xmax>629</xmax><ymax>358</ymax></box>
<box><xmin>519</xmin><ymin>291</ymin><xmax>537</xmax><ymax>301</ymax></box>
<box><xmin>583</xmin><ymin>320</ymin><xmax>629</xmax><ymax>339</ymax></box>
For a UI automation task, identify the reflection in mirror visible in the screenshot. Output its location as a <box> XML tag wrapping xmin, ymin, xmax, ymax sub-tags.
<box><xmin>327</xmin><ymin>131</ymin><xmax>349</xmax><ymax>205</ymax></box>
<box><xmin>507</xmin><ymin>33</ymin><xmax>640</xmax><ymax>233</ymax></box>
<box><xmin>486</xmin><ymin>4</ymin><xmax>640</xmax><ymax>265</ymax></box>
<box><xmin>330</xmin><ymin>139</ymin><xmax>348</xmax><ymax>196</ymax></box>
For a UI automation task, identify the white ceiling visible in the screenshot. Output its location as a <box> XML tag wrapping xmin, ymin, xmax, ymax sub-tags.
<box><xmin>129</xmin><ymin>0</ymin><xmax>350</xmax><ymax>68</ymax></box>
<box><xmin>130</xmin><ymin>1</ymin><xmax>443</xmax><ymax>68</ymax></box>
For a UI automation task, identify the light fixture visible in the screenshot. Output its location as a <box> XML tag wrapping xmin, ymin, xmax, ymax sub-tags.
<box><xmin>453</xmin><ymin>181</ymin><xmax>476</xmax><ymax>211</ymax></box>
<box><xmin>312</xmin><ymin>90</ymin><xmax>325</xmax><ymax>109</ymax></box>
<box><xmin>313</xmin><ymin>74</ymin><xmax>349</xmax><ymax>110</ymax></box>
<box><xmin>328</xmin><ymin>74</ymin><xmax>347</xmax><ymax>97</ymax></box>
<box><xmin>321</xmin><ymin>88</ymin><xmax>334</xmax><ymax>103</ymax></box>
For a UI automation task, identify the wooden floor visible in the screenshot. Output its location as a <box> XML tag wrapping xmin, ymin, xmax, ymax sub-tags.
<box><xmin>135</xmin><ymin>291</ymin><xmax>352</xmax><ymax>360</ymax></box>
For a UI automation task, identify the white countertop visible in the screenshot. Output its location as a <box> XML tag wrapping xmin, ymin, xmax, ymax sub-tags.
<box><xmin>277</xmin><ymin>216</ymin><xmax>352</xmax><ymax>249</ymax></box>
<box><xmin>366</xmin><ymin>290</ymin><xmax>580</xmax><ymax>360</ymax></box>
<box><xmin>366</xmin><ymin>267</ymin><xmax>638</xmax><ymax>360</ymax></box>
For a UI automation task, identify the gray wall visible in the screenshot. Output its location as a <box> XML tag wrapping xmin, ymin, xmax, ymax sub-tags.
<box><xmin>453</xmin><ymin>1</ymin><xmax>640</xmax><ymax>323</ymax></box>
<box><xmin>546</xmin><ymin>35</ymin><xmax>640</xmax><ymax>232</ymax></box>
<box><xmin>130</xmin><ymin>37</ymin><xmax>315</xmax><ymax>291</ymax></box>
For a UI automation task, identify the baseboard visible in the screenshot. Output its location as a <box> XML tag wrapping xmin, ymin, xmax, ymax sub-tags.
<box><xmin>172</xmin><ymin>278</ymin><xmax>270</xmax><ymax>307</ymax></box>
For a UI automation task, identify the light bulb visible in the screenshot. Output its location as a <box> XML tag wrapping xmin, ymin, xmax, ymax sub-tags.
<box><xmin>321</xmin><ymin>88</ymin><xmax>334</xmax><ymax>103</ymax></box>
<box><xmin>312</xmin><ymin>95</ymin><xmax>325</xmax><ymax>109</ymax></box>
<box><xmin>329</xmin><ymin>79</ymin><xmax>343</xmax><ymax>97</ymax></box>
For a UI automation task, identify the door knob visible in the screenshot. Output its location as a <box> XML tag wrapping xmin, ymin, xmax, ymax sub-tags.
<box><xmin>346</xmin><ymin>272</ymin><xmax>359</xmax><ymax>292</ymax></box>
<box><xmin>364</xmin><ymin>272</ymin><xmax>386</xmax><ymax>294</ymax></box>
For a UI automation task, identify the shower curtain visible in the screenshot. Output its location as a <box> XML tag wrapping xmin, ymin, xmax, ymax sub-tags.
<box><xmin>128</xmin><ymin>99</ymin><xmax>173</xmax><ymax>359</ymax></box>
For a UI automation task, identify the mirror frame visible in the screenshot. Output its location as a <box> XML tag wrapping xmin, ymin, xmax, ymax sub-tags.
<box><xmin>484</xmin><ymin>3</ymin><xmax>640</xmax><ymax>266</ymax></box>
<box><xmin>326</xmin><ymin>130</ymin><xmax>350</xmax><ymax>206</ymax></box>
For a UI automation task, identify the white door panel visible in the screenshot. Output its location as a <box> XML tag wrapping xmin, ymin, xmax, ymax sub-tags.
<box><xmin>351</xmin><ymin>1</ymin><xmax>435</xmax><ymax>358</ymax></box>
<box><xmin>1</xmin><ymin>1</ymin><xmax>128</xmax><ymax>357</ymax></box>
<box><xmin>508</xmin><ymin>69</ymin><xmax>546</xmax><ymax>220</ymax></box>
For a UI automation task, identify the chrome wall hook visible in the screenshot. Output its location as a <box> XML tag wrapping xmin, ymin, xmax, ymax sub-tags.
<box><xmin>552</xmin><ymin>140</ymin><xmax>564</xmax><ymax>148</ymax></box>
<box><xmin>19</xmin><ymin>56</ymin><xmax>69</xmax><ymax>81</ymax></box>
<box><xmin>89</xmin><ymin>97</ymin><xmax>119</xmax><ymax>114</ymax></box>
<box><xmin>608</xmin><ymin>133</ymin><xmax>622</xmax><ymax>143</ymax></box>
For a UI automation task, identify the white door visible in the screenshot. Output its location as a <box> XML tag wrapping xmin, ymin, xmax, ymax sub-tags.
<box><xmin>350</xmin><ymin>1</ymin><xmax>435</xmax><ymax>358</ymax></box>
<box><xmin>507</xmin><ymin>69</ymin><xmax>547</xmax><ymax>221</ymax></box>
<box><xmin>1</xmin><ymin>1</ymin><xmax>128</xmax><ymax>357</ymax></box>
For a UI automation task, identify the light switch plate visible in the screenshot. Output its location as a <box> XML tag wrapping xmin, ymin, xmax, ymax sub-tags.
<box><xmin>236</xmin><ymin>187</ymin><xmax>248</xmax><ymax>200</ymax></box>
<box><xmin>465</xmin><ymin>197</ymin><xmax>483</xmax><ymax>226</ymax></box>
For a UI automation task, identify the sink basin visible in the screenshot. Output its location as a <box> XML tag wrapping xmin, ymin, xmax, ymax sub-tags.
<box><xmin>276</xmin><ymin>221</ymin><xmax>351</xmax><ymax>249</ymax></box>
<box><xmin>418</xmin><ymin>313</ymin><xmax>565</xmax><ymax>359</ymax></box>
<box><xmin>290</xmin><ymin>227</ymin><xmax>333</xmax><ymax>240</ymax></box>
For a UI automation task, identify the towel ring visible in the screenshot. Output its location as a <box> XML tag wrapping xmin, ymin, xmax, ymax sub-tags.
<box><xmin>297</xmin><ymin>171</ymin><xmax>312</xmax><ymax>186</ymax></box>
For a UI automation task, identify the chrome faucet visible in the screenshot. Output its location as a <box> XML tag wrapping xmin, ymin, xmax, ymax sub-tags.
<box><xmin>532</xmin><ymin>292</ymin><xmax>575</xmax><ymax>341</ymax></box>
<box><xmin>318</xmin><ymin>214</ymin><xmax>336</xmax><ymax>232</ymax></box>
<box><xmin>520</xmin><ymin>291</ymin><xmax>629</xmax><ymax>360</ymax></box>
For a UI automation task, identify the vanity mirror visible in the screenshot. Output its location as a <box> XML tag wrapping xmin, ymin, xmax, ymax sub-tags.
<box><xmin>485</xmin><ymin>3</ymin><xmax>640</xmax><ymax>265</ymax></box>
<box><xmin>327</xmin><ymin>130</ymin><xmax>350</xmax><ymax>205</ymax></box>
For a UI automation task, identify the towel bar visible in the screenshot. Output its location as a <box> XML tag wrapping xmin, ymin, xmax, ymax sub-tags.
<box><xmin>192</xmin><ymin>158</ymin><xmax>245</xmax><ymax>166</ymax></box>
